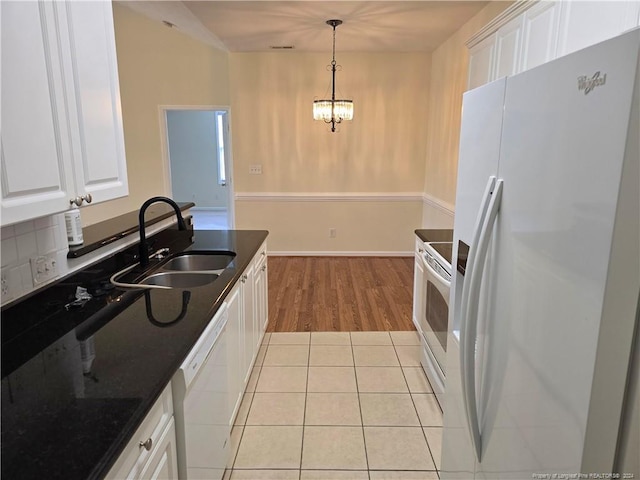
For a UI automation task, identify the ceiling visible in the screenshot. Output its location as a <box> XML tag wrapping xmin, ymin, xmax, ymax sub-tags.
<box><xmin>120</xmin><ymin>1</ymin><xmax>491</xmax><ymax>53</ymax></box>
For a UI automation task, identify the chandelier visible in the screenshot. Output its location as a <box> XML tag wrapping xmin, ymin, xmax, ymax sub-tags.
<box><xmin>313</xmin><ymin>19</ymin><xmax>353</xmax><ymax>132</ymax></box>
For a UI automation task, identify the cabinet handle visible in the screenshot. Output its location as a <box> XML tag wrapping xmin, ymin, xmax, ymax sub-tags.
<box><xmin>139</xmin><ymin>438</ymin><xmax>153</xmax><ymax>451</ymax></box>
<box><xmin>81</xmin><ymin>193</ymin><xmax>93</xmax><ymax>204</ymax></box>
<box><xmin>261</xmin><ymin>265</ymin><xmax>266</xmax><ymax>272</ymax></box>
<box><xmin>418</xmin><ymin>248</ymin><xmax>424</xmax><ymax>253</ymax></box>
<box><xmin>70</xmin><ymin>196</ymin><xmax>83</xmax><ymax>207</ymax></box>
<box><xmin>261</xmin><ymin>251</ymin><xmax>265</xmax><ymax>256</ymax></box>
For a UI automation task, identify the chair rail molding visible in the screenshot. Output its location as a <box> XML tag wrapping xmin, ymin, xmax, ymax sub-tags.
<box><xmin>235</xmin><ymin>192</ymin><xmax>425</xmax><ymax>202</ymax></box>
<box><xmin>422</xmin><ymin>193</ymin><xmax>455</xmax><ymax>216</ymax></box>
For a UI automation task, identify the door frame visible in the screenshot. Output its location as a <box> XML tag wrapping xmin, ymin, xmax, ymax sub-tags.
<box><xmin>158</xmin><ymin>105</ymin><xmax>236</xmax><ymax>229</ymax></box>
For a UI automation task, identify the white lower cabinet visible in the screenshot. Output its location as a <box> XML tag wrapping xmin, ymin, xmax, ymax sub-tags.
<box><xmin>241</xmin><ymin>261</ymin><xmax>255</xmax><ymax>386</ymax></box>
<box><xmin>227</xmin><ymin>241</ymin><xmax>269</xmax><ymax>427</ymax></box>
<box><xmin>105</xmin><ymin>385</ymin><xmax>178</xmax><ymax>480</ymax></box>
<box><xmin>253</xmin><ymin>249</ymin><xmax>268</xmax><ymax>348</ymax></box>
<box><xmin>139</xmin><ymin>419</ymin><xmax>178</xmax><ymax>480</ymax></box>
<box><xmin>226</xmin><ymin>283</ymin><xmax>244</xmax><ymax>426</ymax></box>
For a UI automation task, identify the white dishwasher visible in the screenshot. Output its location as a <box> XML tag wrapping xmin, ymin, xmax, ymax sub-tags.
<box><xmin>172</xmin><ymin>303</ymin><xmax>229</xmax><ymax>480</ymax></box>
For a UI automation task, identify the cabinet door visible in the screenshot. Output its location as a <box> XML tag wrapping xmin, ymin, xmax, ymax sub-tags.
<box><xmin>495</xmin><ymin>16</ymin><xmax>524</xmax><ymax>79</ymax></box>
<box><xmin>468</xmin><ymin>33</ymin><xmax>496</xmax><ymax>90</ymax></box>
<box><xmin>225</xmin><ymin>284</ymin><xmax>243</xmax><ymax>426</ymax></box>
<box><xmin>254</xmin><ymin>257</ymin><xmax>268</xmax><ymax>345</ymax></box>
<box><xmin>242</xmin><ymin>262</ymin><xmax>255</xmax><ymax>385</ymax></box>
<box><xmin>139</xmin><ymin>419</ymin><xmax>179</xmax><ymax>480</ymax></box>
<box><xmin>557</xmin><ymin>1</ymin><xmax>640</xmax><ymax>56</ymax></box>
<box><xmin>520</xmin><ymin>1</ymin><xmax>561</xmax><ymax>72</ymax></box>
<box><xmin>0</xmin><ymin>1</ymin><xmax>75</xmax><ymax>226</ymax></box>
<box><xmin>58</xmin><ymin>1</ymin><xmax>128</xmax><ymax>204</ymax></box>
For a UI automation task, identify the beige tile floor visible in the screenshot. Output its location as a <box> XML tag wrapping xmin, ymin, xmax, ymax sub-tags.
<box><xmin>224</xmin><ymin>331</ymin><xmax>443</xmax><ymax>480</ymax></box>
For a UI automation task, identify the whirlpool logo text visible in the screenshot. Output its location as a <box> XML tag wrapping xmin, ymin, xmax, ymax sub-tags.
<box><xmin>577</xmin><ymin>71</ymin><xmax>607</xmax><ymax>95</ymax></box>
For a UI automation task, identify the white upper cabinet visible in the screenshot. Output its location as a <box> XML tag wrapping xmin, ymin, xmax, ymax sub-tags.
<box><xmin>468</xmin><ymin>34</ymin><xmax>497</xmax><ymax>90</ymax></box>
<box><xmin>59</xmin><ymin>1</ymin><xmax>128</xmax><ymax>205</ymax></box>
<box><xmin>1</xmin><ymin>0</ymin><xmax>128</xmax><ymax>227</ymax></box>
<box><xmin>467</xmin><ymin>0</ymin><xmax>640</xmax><ymax>90</ymax></box>
<box><xmin>495</xmin><ymin>16</ymin><xmax>524</xmax><ymax>80</ymax></box>
<box><xmin>520</xmin><ymin>1</ymin><xmax>561</xmax><ymax>72</ymax></box>
<box><xmin>1</xmin><ymin>1</ymin><xmax>76</xmax><ymax>225</ymax></box>
<box><xmin>557</xmin><ymin>1</ymin><xmax>640</xmax><ymax>57</ymax></box>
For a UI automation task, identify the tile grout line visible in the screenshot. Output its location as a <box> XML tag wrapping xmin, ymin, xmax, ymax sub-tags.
<box><xmin>393</xmin><ymin>338</ymin><xmax>440</xmax><ymax>474</ymax></box>
<box><xmin>350</xmin><ymin>332</ymin><xmax>372</xmax><ymax>480</ymax></box>
<box><xmin>298</xmin><ymin>335</ymin><xmax>312</xmax><ymax>479</ymax></box>
<box><xmin>229</xmin><ymin>370</ymin><xmax>259</xmax><ymax>471</ymax></box>
<box><xmin>229</xmin><ymin>334</ymin><xmax>270</xmax><ymax>473</ymax></box>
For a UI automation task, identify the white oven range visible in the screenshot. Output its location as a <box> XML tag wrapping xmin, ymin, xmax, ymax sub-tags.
<box><xmin>418</xmin><ymin>241</ymin><xmax>452</xmax><ymax>407</ymax></box>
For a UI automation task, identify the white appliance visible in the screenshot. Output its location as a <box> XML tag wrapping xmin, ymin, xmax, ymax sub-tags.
<box><xmin>420</xmin><ymin>241</ymin><xmax>452</xmax><ymax>407</ymax></box>
<box><xmin>442</xmin><ymin>28</ymin><xmax>640</xmax><ymax>479</ymax></box>
<box><xmin>172</xmin><ymin>304</ymin><xmax>230</xmax><ymax>480</ymax></box>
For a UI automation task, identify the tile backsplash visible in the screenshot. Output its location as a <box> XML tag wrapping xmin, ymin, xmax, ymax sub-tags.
<box><xmin>1</xmin><ymin>214</ymin><xmax>69</xmax><ymax>304</ymax></box>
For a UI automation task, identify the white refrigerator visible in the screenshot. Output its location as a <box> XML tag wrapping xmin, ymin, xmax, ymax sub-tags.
<box><xmin>441</xmin><ymin>28</ymin><xmax>639</xmax><ymax>479</ymax></box>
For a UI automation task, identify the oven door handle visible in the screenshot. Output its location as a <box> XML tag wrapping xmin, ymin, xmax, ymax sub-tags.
<box><xmin>422</xmin><ymin>254</ymin><xmax>451</xmax><ymax>290</ymax></box>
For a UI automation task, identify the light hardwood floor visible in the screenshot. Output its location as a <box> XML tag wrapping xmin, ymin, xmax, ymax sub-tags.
<box><xmin>267</xmin><ymin>257</ymin><xmax>416</xmax><ymax>332</ymax></box>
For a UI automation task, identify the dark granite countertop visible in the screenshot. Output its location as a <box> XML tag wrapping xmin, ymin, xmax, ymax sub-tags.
<box><xmin>1</xmin><ymin>229</ymin><xmax>268</xmax><ymax>480</ymax></box>
<box><xmin>415</xmin><ymin>229</ymin><xmax>453</xmax><ymax>243</ymax></box>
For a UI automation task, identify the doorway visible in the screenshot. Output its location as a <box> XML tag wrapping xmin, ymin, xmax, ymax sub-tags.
<box><xmin>163</xmin><ymin>107</ymin><xmax>234</xmax><ymax>230</ymax></box>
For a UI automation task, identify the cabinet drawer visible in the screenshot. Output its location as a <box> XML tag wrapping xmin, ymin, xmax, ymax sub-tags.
<box><xmin>105</xmin><ymin>385</ymin><xmax>174</xmax><ymax>480</ymax></box>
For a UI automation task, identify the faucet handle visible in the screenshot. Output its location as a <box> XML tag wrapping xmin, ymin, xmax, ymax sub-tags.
<box><xmin>150</xmin><ymin>248</ymin><xmax>170</xmax><ymax>260</ymax></box>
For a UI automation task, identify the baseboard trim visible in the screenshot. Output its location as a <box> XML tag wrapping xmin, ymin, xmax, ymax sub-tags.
<box><xmin>269</xmin><ymin>251</ymin><xmax>413</xmax><ymax>257</ymax></box>
<box><xmin>235</xmin><ymin>192</ymin><xmax>424</xmax><ymax>202</ymax></box>
<box><xmin>191</xmin><ymin>207</ymin><xmax>227</xmax><ymax>212</ymax></box>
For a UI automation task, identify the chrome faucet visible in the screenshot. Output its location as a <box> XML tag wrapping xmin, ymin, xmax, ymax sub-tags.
<box><xmin>138</xmin><ymin>197</ymin><xmax>187</xmax><ymax>267</ymax></box>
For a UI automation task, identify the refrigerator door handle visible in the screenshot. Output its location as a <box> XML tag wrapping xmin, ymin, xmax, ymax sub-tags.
<box><xmin>458</xmin><ymin>176</ymin><xmax>496</xmax><ymax>462</ymax></box>
<box><xmin>460</xmin><ymin>177</ymin><xmax>504</xmax><ymax>463</ymax></box>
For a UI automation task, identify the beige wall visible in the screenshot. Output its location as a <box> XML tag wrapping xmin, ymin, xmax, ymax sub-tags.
<box><xmin>230</xmin><ymin>52</ymin><xmax>430</xmax><ymax>252</ymax></box>
<box><xmin>81</xmin><ymin>3</ymin><xmax>230</xmax><ymax>226</ymax></box>
<box><xmin>422</xmin><ymin>1</ymin><xmax>513</xmax><ymax>227</ymax></box>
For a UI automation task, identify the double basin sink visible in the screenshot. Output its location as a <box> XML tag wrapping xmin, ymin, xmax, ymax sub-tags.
<box><xmin>112</xmin><ymin>251</ymin><xmax>236</xmax><ymax>289</ymax></box>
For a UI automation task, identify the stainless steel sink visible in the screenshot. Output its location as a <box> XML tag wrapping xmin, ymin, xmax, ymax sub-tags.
<box><xmin>162</xmin><ymin>252</ymin><xmax>235</xmax><ymax>272</ymax></box>
<box><xmin>139</xmin><ymin>272</ymin><xmax>219</xmax><ymax>288</ymax></box>
<box><xmin>110</xmin><ymin>250</ymin><xmax>235</xmax><ymax>290</ymax></box>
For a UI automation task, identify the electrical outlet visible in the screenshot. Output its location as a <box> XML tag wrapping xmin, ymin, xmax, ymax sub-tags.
<box><xmin>1</xmin><ymin>274</ymin><xmax>9</xmax><ymax>299</ymax></box>
<box><xmin>329</xmin><ymin>228</ymin><xmax>337</xmax><ymax>238</ymax></box>
<box><xmin>249</xmin><ymin>164</ymin><xmax>262</xmax><ymax>175</ymax></box>
<box><xmin>1</xmin><ymin>266</ymin><xmax>22</xmax><ymax>304</ymax></box>
<box><xmin>30</xmin><ymin>254</ymin><xmax>58</xmax><ymax>286</ymax></box>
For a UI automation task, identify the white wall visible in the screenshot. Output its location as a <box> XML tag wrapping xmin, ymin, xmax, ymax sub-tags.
<box><xmin>80</xmin><ymin>3</ymin><xmax>230</xmax><ymax>226</ymax></box>
<box><xmin>166</xmin><ymin>110</ymin><xmax>227</xmax><ymax>209</ymax></box>
<box><xmin>230</xmin><ymin>51</ymin><xmax>431</xmax><ymax>253</ymax></box>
